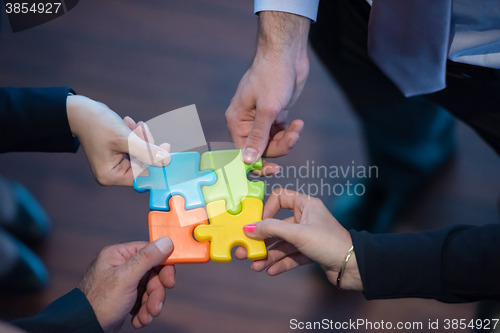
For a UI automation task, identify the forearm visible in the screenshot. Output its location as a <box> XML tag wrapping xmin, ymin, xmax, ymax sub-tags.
<box><xmin>11</xmin><ymin>288</ymin><xmax>103</xmax><ymax>333</ymax></box>
<box><xmin>255</xmin><ymin>11</ymin><xmax>310</xmax><ymax>62</ymax></box>
<box><xmin>351</xmin><ymin>224</ymin><xmax>500</xmax><ymax>303</ymax></box>
<box><xmin>338</xmin><ymin>252</ymin><xmax>363</xmax><ymax>292</ymax></box>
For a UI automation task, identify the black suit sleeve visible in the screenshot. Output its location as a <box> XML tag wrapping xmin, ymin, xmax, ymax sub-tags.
<box><xmin>11</xmin><ymin>288</ymin><xmax>103</xmax><ymax>333</ymax></box>
<box><xmin>0</xmin><ymin>87</ymin><xmax>79</xmax><ymax>153</ymax></box>
<box><xmin>350</xmin><ymin>224</ymin><xmax>500</xmax><ymax>303</ymax></box>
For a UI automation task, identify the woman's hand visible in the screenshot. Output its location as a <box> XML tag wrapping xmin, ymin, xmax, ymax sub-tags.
<box><xmin>239</xmin><ymin>189</ymin><xmax>363</xmax><ymax>291</ymax></box>
<box><xmin>67</xmin><ymin>95</ymin><xmax>171</xmax><ymax>186</ymax></box>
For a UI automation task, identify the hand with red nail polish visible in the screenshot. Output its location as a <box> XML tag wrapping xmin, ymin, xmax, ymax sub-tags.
<box><xmin>239</xmin><ymin>189</ymin><xmax>363</xmax><ymax>291</ymax></box>
<box><xmin>242</xmin><ymin>224</ymin><xmax>257</xmax><ymax>234</ymax></box>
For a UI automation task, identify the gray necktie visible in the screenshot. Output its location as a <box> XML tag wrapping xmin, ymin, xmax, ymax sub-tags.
<box><xmin>367</xmin><ymin>0</ymin><xmax>453</xmax><ymax>97</ymax></box>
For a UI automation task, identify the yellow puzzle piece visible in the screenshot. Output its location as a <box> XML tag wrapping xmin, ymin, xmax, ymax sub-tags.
<box><xmin>194</xmin><ymin>197</ymin><xmax>267</xmax><ymax>263</ymax></box>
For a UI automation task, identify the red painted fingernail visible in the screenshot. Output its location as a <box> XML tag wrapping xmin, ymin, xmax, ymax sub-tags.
<box><xmin>243</xmin><ymin>224</ymin><xmax>257</xmax><ymax>233</ymax></box>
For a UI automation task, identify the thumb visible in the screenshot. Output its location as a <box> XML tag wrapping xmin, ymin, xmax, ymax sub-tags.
<box><xmin>124</xmin><ymin>237</ymin><xmax>173</xmax><ymax>282</ymax></box>
<box><xmin>127</xmin><ymin>131</ymin><xmax>171</xmax><ymax>167</ymax></box>
<box><xmin>242</xmin><ymin>107</ymin><xmax>277</xmax><ymax>164</ymax></box>
<box><xmin>243</xmin><ymin>218</ymin><xmax>300</xmax><ymax>246</ymax></box>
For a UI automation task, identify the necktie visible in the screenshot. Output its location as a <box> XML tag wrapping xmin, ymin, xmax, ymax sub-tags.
<box><xmin>367</xmin><ymin>0</ymin><xmax>453</xmax><ymax>97</ymax></box>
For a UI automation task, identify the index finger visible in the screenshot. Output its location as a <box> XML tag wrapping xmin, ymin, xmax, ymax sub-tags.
<box><xmin>263</xmin><ymin>189</ymin><xmax>311</xmax><ymax>220</ymax></box>
<box><xmin>158</xmin><ymin>265</ymin><xmax>176</xmax><ymax>289</ymax></box>
<box><xmin>242</xmin><ymin>104</ymin><xmax>279</xmax><ymax>164</ymax></box>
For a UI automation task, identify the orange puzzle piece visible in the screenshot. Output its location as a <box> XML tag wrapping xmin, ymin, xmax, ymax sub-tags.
<box><xmin>149</xmin><ymin>195</ymin><xmax>210</xmax><ymax>264</ymax></box>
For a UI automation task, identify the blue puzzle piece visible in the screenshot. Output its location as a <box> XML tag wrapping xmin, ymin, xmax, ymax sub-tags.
<box><xmin>133</xmin><ymin>152</ymin><xmax>216</xmax><ymax>211</ymax></box>
<box><xmin>133</xmin><ymin>166</ymin><xmax>169</xmax><ymax>210</ymax></box>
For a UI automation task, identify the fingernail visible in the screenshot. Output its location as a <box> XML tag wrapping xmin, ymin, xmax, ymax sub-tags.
<box><xmin>242</xmin><ymin>148</ymin><xmax>258</xmax><ymax>164</ymax></box>
<box><xmin>161</xmin><ymin>143</ymin><xmax>171</xmax><ymax>152</ymax></box>
<box><xmin>147</xmin><ymin>314</ymin><xmax>153</xmax><ymax>324</ymax></box>
<box><xmin>157</xmin><ymin>302</ymin><xmax>163</xmax><ymax>312</ymax></box>
<box><xmin>154</xmin><ymin>150</ymin><xmax>170</xmax><ymax>163</ymax></box>
<box><xmin>155</xmin><ymin>237</ymin><xmax>173</xmax><ymax>253</ymax></box>
<box><xmin>243</xmin><ymin>224</ymin><xmax>257</xmax><ymax>233</ymax></box>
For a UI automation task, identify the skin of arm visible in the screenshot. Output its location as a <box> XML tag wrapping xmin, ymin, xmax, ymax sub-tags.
<box><xmin>66</xmin><ymin>95</ymin><xmax>171</xmax><ymax>186</ymax></box>
<box><xmin>79</xmin><ymin>237</ymin><xmax>175</xmax><ymax>332</ymax></box>
<box><xmin>239</xmin><ymin>189</ymin><xmax>363</xmax><ymax>291</ymax></box>
<box><xmin>225</xmin><ymin>11</ymin><xmax>310</xmax><ymax>175</ymax></box>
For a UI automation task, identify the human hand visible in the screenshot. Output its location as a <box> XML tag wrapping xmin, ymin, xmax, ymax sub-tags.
<box><xmin>225</xmin><ymin>11</ymin><xmax>308</xmax><ymax>175</ymax></box>
<box><xmin>79</xmin><ymin>238</ymin><xmax>175</xmax><ymax>332</ymax></box>
<box><xmin>66</xmin><ymin>95</ymin><xmax>171</xmax><ymax>186</ymax></box>
<box><xmin>238</xmin><ymin>189</ymin><xmax>363</xmax><ymax>291</ymax></box>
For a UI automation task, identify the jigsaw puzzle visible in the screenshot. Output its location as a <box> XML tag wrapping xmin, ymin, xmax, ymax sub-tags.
<box><xmin>194</xmin><ymin>197</ymin><xmax>267</xmax><ymax>263</ymax></box>
<box><xmin>149</xmin><ymin>195</ymin><xmax>210</xmax><ymax>264</ymax></box>
<box><xmin>200</xmin><ymin>149</ymin><xmax>264</xmax><ymax>214</ymax></box>
<box><xmin>134</xmin><ymin>148</ymin><xmax>268</xmax><ymax>264</ymax></box>
<box><xmin>133</xmin><ymin>151</ymin><xmax>216</xmax><ymax>211</ymax></box>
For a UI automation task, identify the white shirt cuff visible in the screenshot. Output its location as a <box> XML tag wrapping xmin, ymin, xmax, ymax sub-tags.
<box><xmin>254</xmin><ymin>0</ymin><xmax>320</xmax><ymax>22</ymax></box>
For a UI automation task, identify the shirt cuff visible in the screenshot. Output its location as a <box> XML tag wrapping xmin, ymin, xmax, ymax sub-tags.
<box><xmin>254</xmin><ymin>0</ymin><xmax>319</xmax><ymax>22</ymax></box>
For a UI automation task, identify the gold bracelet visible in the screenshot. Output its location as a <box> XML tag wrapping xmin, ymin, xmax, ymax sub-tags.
<box><xmin>336</xmin><ymin>245</ymin><xmax>354</xmax><ymax>291</ymax></box>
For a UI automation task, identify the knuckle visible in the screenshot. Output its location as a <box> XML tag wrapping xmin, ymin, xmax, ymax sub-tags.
<box><xmin>136</xmin><ymin>247</ymin><xmax>153</xmax><ymax>262</ymax></box>
<box><xmin>311</xmin><ymin>197</ymin><xmax>323</xmax><ymax>206</ymax></box>
<box><xmin>258</xmin><ymin>102</ymin><xmax>282</xmax><ymax>116</ymax></box>
<box><xmin>94</xmin><ymin>170</ymin><xmax>110</xmax><ymax>186</ymax></box>
<box><xmin>224</xmin><ymin>106</ymin><xmax>233</xmax><ymax>119</ymax></box>
<box><xmin>126</xmin><ymin>253</ymin><xmax>141</xmax><ymax>271</ymax></box>
<box><xmin>100</xmin><ymin>245</ymin><xmax>113</xmax><ymax>256</ymax></box>
<box><xmin>96</xmin><ymin>245</ymin><xmax>117</xmax><ymax>263</ymax></box>
<box><xmin>247</xmin><ymin>129</ymin><xmax>268</xmax><ymax>142</ymax></box>
<box><xmin>97</xmin><ymin>178</ymin><xmax>111</xmax><ymax>186</ymax></box>
<box><xmin>115</xmin><ymin>137</ymin><xmax>129</xmax><ymax>151</ymax></box>
<box><xmin>271</xmin><ymin>188</ymin><xmax>282</xmax><ymax>196</ymax></box>
<box><xmin>260</xmin><ymin>218</ymin><xmax>276</xmax><ymax>232</ymax></box>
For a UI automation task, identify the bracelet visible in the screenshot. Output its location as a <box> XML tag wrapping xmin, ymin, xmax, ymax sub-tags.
<box><xmin>336</xmin><ymin>245</ymin><xmax>354</xmax><ymax>291</ymax></box>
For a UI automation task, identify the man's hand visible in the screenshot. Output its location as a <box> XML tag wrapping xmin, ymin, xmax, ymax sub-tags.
<box><xmin>237</xmin><ymin>190</ymin><xmax>363</xmax><ymax>291</ymax></box>
<box><xmin>226</xmin><ymin>11</ymin><xmax>308</xmax><ymax>175</ymax></box>
<box><xmin>79</xmin><ymin>237</ymin><xmax>175</xmax><ymax>332</ymax></box>
<box><xmin>67</xmin><ymin>95</ymin><xmax>171</xmax><ymax>186</ymax></box>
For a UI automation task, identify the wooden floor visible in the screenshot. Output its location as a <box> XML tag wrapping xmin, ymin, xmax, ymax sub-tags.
<box><xmin>1</xmin><ymin>1</ymin><xmax>499</xmax><ymax>332</ymax></box>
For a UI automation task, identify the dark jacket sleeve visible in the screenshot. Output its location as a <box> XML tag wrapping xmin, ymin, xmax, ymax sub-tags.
<box><xmin>350</xmin><ymin>224</ymin><xmax>500</xmax><ymax>303</ymax></box>
<box><xmin>11</xmin><ymin>288</ymin><xmax>103</xmax><ymax>333</ymax></box>
<box><xmin>0</xmin><ymin>87</ymin><xmax>79</xmax><ymax>153</ymax></box>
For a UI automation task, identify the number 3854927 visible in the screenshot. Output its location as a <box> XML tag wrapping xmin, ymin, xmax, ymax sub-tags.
<box><xmin>5</xmin><ymin>3</ymin><xmax>62</xmax><ymax>14</ymax></box>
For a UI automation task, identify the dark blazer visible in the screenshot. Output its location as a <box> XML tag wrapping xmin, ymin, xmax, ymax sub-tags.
<box><xmin>1</xmin><ymin>87</ymin><xmax>100</xmax><ymax>332</ymax></box>
<box><xmin>11</xmin><ymin>288</ymin><xmax>104</xmax><ymax>333</ymax></box>
<box><xmin>0</xmin><ymin>87</ymin><xmax>79</xmax><ymax>153</ymax></box>
<box><xmin>351</xmin><ymin>224</ymin><xmax>500</xmax><ymax>302</ymax></box>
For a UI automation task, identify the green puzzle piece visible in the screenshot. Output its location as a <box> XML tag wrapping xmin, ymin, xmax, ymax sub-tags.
<box><xmin>200</xmin><ymin>149</ymin><xmax>264</xmax><ymax>214</ymax></box>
